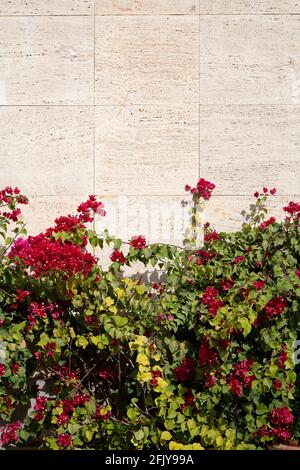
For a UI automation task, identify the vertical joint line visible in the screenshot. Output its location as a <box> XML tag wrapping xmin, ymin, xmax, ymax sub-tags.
<box><xmin>198</xmin><ymin>0</ymin><xmax>201</xmax><ymax>179</ymax></box>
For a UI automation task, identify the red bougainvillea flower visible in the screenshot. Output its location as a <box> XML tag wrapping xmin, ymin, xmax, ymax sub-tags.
<box><xmin>173</xmin><ymin>358</ymin><xmax>195</xmax><ymax>382</ymax></box>
<box><xmin>204</xmin><ymin>230</ymin><xmax>219</xmax><ymax>243</ymax></box>
<box><xmin>72</xmin><ymin>394</ymin><xmax>89</xmax><ymax>407</ymax></box>
<box><xmin>269</xmin><ymin>407</ymin><xmax>294</xmax><ymax>427</ymax></box>
<box><xmin>272</xmin><ymin>428</ymin><xmax>292</xmax><ymax>442</ymax></box>
<box><xmin>150</xmin><ymin>370</ymin><xmax>162</xmax><ymax>387</ymax></box>
<box><xmin>95</xmin><ymin>405</ymin><xmax>111</xmax><ymax>421</ymax></box>
<box><xmin>220</xmin><ymin>279</ymin><xmax>234</xmax><ymax>291</ymax></box>
<box><xmin>233</xmin><ymin>359</ymin><xmax>254</xmax><ymax>378</ymax></box>
<box><xmin>198</xmin><ymin>338</ymin><xmax>219</xmax><ymax>367</ymax></box>
<box><xmin>228</xmin><ymin>373</ymin><xmax>243</xmax><ymax>397</ymax></box>
<box><xmin>11</xmin><ymin>363</ymin><xmax>20</xmax><ymax>375</ymax></box>
<box><xmin>278</xmin><ymin>346</ymin><xmax>288</xmax><ymax>369</ymax></box>
<box><xmin>77</xmin><ymin>195</ymin><xmax>106</xmax><ymax>220</ymax></box>
<box><xmin>130</xmin><ymin>235</ymin><xmax>147</xmax><ymax>249</ymax></box>
<box><xmin>201</xmin><ymin>286</ymin><xmax>224</xmax><ymax>316</ymax></box>
<box><xmin>0</xmin><ymin>364</ymin><xmax>6</xmax><ymax>376</ymax></box>
<box><xmin>254</xmin><ymin>425</ymin><xmax>291</xmax><ymax>442</ymax></box>
<box><xmin>259</xmin><ymin>217</ymin><xmax>276</xmax><ymax>230</ymax></box>
<box><xmin>179</xmin><ymin>390</ymin><xmax>195</xmax><ymax>410</ymax></box>
<box><xmin>232</xmin><ymin>255</ymin><xmax>245</xmax><ymax>265</ymax></box>
<box><xmin>57</xmin><ymin>433</ymin><xmax>72</xmax><ymax>448</ymax></box>
<box><xmin>1</xmin><ymin>209</ymin><xmax>21</xmax><ymax>221</ymax></box>
<box><xmin>110</xmin><ymin>250</ymin><xmax>126</xmax><ymax>264</ymax></box>
<box><xmin>283</xmin><ymin>201</ymin><xmax>300</xmax><ymax>216</ymax></box>
<box><xmin>9</xmin><ymin>234</ymin><xmax>96</xmax><ymax>278</ymax></box>
<box><xmin>62</xmin><ymin>399</ymin><xmax>74</xmax><ymax>414</ymax></box>
<box><xmin>296</xmin><ymin>268</ymin><xmax>300</xmax><ymax>277</ymax></box>
<box><xmin>185</xmin><ymin>178</ymin><xmax>215</xmax><ymax>200</ymax></box>
<box><xmin>273</xmin><ymin>379</ymin><xmax>282</xmax><ymax>390</ymax></box>
<box><xmin>264</xmin><ymin>297</ymin><xmax>288</xmax><ymax>318</ymax></box>
<box><xmin>201</xmin><ymin>286</ymin><xmax>219</xmax><ymax>304</ymax></box>
<box><xmin>204</xmin><ymin>374</ymin><xmax>217</xmax><ymax>389</ymax></box>
<box><xmin>253</xmin><ymin>280</ymin><xmax>266</xmax><ymax>290</ymax></box>
<box><xmin>57</xmin><ymin>413</ymin><xmax>70</xmax><ymax>425</ymax></box>
<box><xmin>15</xmin><ymin>289</ymin><xmax>30</xmax><ymax>303</ymax></box>
<box><xmin>0</xmin><ymin>421</ymin><xmax>22</xmax><ymax>446</ymax></box>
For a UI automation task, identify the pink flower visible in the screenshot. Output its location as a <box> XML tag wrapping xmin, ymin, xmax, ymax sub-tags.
<box><xmin>296</xmin><ymin>268</ymin><xmax>300</xmax><ymax>277</ymax></box>
<box><xmin>220</xmin><ymin>279</ymin><xmax>234</xmax><ymax>291</ymax></box>
<box><xmin>232</xmin><ymin>255</ymin><xmax>245</xmax><ymax>265</ymax></box>
<box><xmin>259</xmin><ymin>216</ymin><xmax>276</xmax><ymax>230</ymax></box>
<box><xmin>273</xmin><ymin>379</ymin><xmax>282</xmax><ymax>390</ymax></box>
<box><xmin>0</xmin><ymin>421</ymin><xmax>21</xmax><ymax>446</ymax></box>
<box><xmin>57</xmin><ymin>433</ymin><xmax>72</xmax><ymax>448</ymax></box>
<box><xmin>204</xmin><ymin>231</ymin><xmax>219</xmax><ymax>243</ymax></box>
<box><xmin>11</xmin><ymin>363</ymin><xmax>20</xmax><ymax>375</ymax></box>
<box><xmin>16</xmin><ymin>289</ymin><xmax>30</xmax><ymax>303</ymax></box>
<box><xmin>185</xmin><ymin>178</ymin><xmax>215</xmax><ymax>200</ymax></box>
<box><xmin>9</xmin><ymin>234</ymin><xmax>96</xmax><ymax>278</ymax></box>
<box><xmin>198</xmin><ymin>338</ymin><xmax>219</xmax><ymax>367</ymax></box>
<box><xmin>72</xmin><ymin>394</ymin><xmax>89</xmax><ymax>407</ymax></box>
<box><xmin>173</xmin><ymin>358</ymin><xmax>195</xmax><ymax>382</ymax></box>
<box><xmin>265</xmin><ymin>297</ymin><xmax>287</xmax><ymax>318</ymax></box>
<box><xmin>283</xmin><ymin>201</ymin><xmax>300</xmax><ymax>216</ymax></box>
<box><xmin>228</xmin><ymin>373</ymin><xmax>243</xmax><ymax>397</ymax></box>
<box><xmin>130</xmin><ymin>235</ymin><xmax>147</xmax><ymax>249</ymax></box>
<box><xmin>110</xmin><ymin>250</ymin><xmax>126</xmax><ymax>264</ymax></box>
<box><xmin>204</xmin><ymin>374</ymin><xmax>217</xmax><ymax>388</ymax></box>
<box><xmin>269</xmin><ymin>407</ymin><xmax>294</xmax><ymax>427</ymax></box>
<box><xmin>253</xmin><ymin>280</ymin><xmax>266</xmax><ymax>290</ymax></box>
<box><xmin>0</xmin><ymin>364</ymin><xmax>6</xmax><ymax>376</ymax></box>
<box><xmin>57</xmin><ymin>412</ymin><xmax>70</xmax><ymax>425</ymax></box>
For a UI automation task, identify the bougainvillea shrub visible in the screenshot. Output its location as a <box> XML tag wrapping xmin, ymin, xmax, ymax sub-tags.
<box><xmin>0</xmin><ymin>181</ymin><xmax>299</xmax><ymax>450</ymax></box>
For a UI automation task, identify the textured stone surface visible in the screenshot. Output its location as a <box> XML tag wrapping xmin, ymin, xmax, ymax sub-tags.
<box><xmin>204</xmin><ymin>196</ymin><xmax>290</xmax><ymax>232</ymax></box>
<box><xmin>22</xmin><ymin>195</ymin><xmax>85</xmax><ymax>235</ymax></box>
<box><xmin>200</xmin><ymin>105</ymin><xmax>300</xmax><ymax>195</ymax></box>
<box><xmin>0</xmin><ymin>17</ymin><xmax>94</xmax><ymax>105</ymax></box>
<box><xmin>1</xmin><ymin>2</ymin><xmax>299</xmax><ymax>241</ymax></box>
<box><xmin>200</xmin><ymin>15</ymin><xmax>300</xmax><ymax>104</ymax></box>
<box><xmin>95</xmin><ymin>105</ymin><xmax>199</xmax><ymax>195</ymax></box>
<box><xmin>95</xmin><ymin>0</ymin><xmax>199</xmax><ymax>15</ymax></box>
<box><xmin>200</xmin><ymin>1</ymin><xmax>300</xmax><ymax>14</ymax></box>
<box><xmin>95</xmin><ymin>16</ymin><xmax>199</xmax><ymax>105</ymax></box>
<box><xmin>0</xmin><ymin>1</ymin><xmax>93</xmax><ymax>15</ymax></box>
<box><xmin>0</xmin><ymin>106</ymin><xmax>93</xmax><ymax>195</ymax></box>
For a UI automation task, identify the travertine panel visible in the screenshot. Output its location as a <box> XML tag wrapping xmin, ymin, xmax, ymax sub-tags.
<box><xmin>0</xmin><ymin>106</ymin><xmax>93</xmax><ymax>195</ymax></box>
<box><xmin>0</xmin><ymin>1</ymin><xmax>93</xmax><ymax>15</ymax></box>
<box><xmin>200</xmin><ymin>15</ymin><xmax>300</xmax><ymax>104</ymax></box>
<box><xmin>200</xmin><ymin>105</ymin><xmax>300</xmax><ymax>195</ymax></box>
<box><xmin>95</xmin><ymin>16</ymin><xmax>199</xmax><ymax>105</ymax></box>
<box><xmin>200</xmin><ymin>1</ymin><xmax>300</xmax><ymax>14</ymax></box>
<box><xmin>95</xmin><ymin>0</ymin><xmax>199</xmax><ymax>14</ymax></box>
<box><xmin>0</xmin><ymin>17</ymin><xmax>94</xmax><ymax>105</ymax></box>
<box><xmin>205</xmin><ymin>196</ymin><xmax>292</xmax><ymax>233</ymax></box>
<box><xmin>21</xmin><ymin>195</ymin><xmax>86</xmax><ymax>235</ymax></box>
<box><xmin>94</xmin><ymin>196</ymin><xmax>190</xmax><ymax>244</ymax></box>
<box><xmin>95</xmin><ymin>105</ymin><xmax>199</xmax><ymax>195</ymax></box>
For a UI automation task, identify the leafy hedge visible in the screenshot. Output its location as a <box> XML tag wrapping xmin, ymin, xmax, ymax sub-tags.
<box><xmin>0</xmin><ymin>181</ymin><xmax>299</xmax><ymax>450</ymax></box>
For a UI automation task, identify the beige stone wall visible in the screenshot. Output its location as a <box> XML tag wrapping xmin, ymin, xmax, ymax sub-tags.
<box><xmin>0</xmin><ymin>1</ymin><xmax>299</xmax><ymax>243</ymax></box>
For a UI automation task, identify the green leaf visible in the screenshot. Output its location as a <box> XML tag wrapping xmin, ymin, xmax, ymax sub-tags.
<box><xmin>114</xmin><ymin>315</ymin><xmax>128</xmax><ymax>328</ymax></box>
<box><xmin>134</xmin><ymin>430</ymin><xmax>145</xmax><ymax>441</ymax></box>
